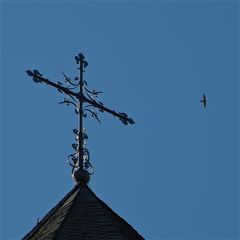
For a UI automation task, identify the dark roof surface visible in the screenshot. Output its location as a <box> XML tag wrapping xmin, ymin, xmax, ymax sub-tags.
<box><xmin>22</xmin><ymin>184</ymin><xmax>144</xmax><ymax>240</ymax></box>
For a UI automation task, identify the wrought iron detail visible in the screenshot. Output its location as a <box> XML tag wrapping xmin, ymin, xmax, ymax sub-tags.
<box><xmin>26</xmin><ymin>53</ymin><xmax>135</xmax><ymax>177</ymax></box>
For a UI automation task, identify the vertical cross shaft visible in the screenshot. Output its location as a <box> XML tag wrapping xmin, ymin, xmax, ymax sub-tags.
<box><xmin>78</xmin><ymin>55</ymin><xmax>84</xmax><ymax>170</ymax></box>
<box><xmin>26</xmin><ymin>53</ymin><xmax>135</xmax><ymax>180</ymax></box>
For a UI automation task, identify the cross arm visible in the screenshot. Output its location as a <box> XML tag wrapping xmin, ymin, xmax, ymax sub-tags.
<box><xmin>26</xmin><ymin>70</ymin><xmax>78</xmax><ymax>98</ymax></box>
<box><xmin>26</xmin><ymin>70</ymin><xmax>135</xmax><ymax>125</ymax></box>
<box><xmin>83</xmin><ymin>97</ymin><xmax>135</xmax><ymax>125</ymax></box>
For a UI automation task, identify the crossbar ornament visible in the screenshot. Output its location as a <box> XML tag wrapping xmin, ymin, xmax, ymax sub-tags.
<box><xmin>26</xmin><ymin>53</ymin><xmax>135</xmax><ymax>180</ymax></box>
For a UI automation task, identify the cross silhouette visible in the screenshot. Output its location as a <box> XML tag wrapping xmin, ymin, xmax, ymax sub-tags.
<box><xmin>26</xmin><ymin>53</ymin><xmax>135</xmax><ymax>177</ymax></box>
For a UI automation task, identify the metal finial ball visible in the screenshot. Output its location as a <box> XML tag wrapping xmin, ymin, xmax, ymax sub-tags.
<box><xmin>73</xmin><ymin>169</ymin><xmax>90</xmax><ymax>184</ymax></box>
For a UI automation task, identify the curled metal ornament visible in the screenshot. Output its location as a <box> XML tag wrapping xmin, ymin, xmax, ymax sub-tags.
<box><xmin>61</xmin><ymin>71</ymin><xmax>80</xmax><ymax>88</ymax></box>
<box><xmin>59</xmin><ymin>97</ymin><xmax>78</xmax><ymax>108</ymax></box>
<box><xmin>84</xmin><ymin>87</ymin><xmax>102</xmax><ymax>96</ymax></box>
<box><xmin>67</xmin><ymin>153</ymin><xmax>79</xmax><ymax>168</ymax></box>
<box><xmin>68</xmin><ymin>127</ymin><xmax>94</xmax><ymax>175</ymax></box>
<box><xmin>82</xmin><ymin>85</ymin><xmax>103</xmax><ymax>124</ymax></box>
<box><xmin>83</xmin><ymin>148</ymin><xmax>94</xmax><ymax>175</ymax></box>
<box><xmin>27</xmin><ymin>53</ymin><xmax>135</xmax><ymax>180</ymax></box>
<box><xmin>83</xmin><ymin>108</ymin><xmax>101</xmax><ymax>123</ymax></box>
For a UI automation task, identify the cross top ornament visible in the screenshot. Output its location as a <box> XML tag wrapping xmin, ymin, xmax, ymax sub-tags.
<box><xmin>26</xmin><ymin>53</ymin><xmax>135</xmax><ymax>183</ymax></box>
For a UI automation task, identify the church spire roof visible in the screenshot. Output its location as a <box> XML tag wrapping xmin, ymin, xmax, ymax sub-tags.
<box><xmin>24</xmin><ymin>53</ymin><xmax>144</xmax><ymax>239</ymax></box>
<box><xmin>22</xmin><ymin>183</ymin><xmax>144</xmax><ymax>240</ymax></box>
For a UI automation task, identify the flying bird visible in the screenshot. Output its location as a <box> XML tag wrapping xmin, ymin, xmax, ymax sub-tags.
<box><xmin>200</xmin><ymin>94</ymin><xmax>207</xmax><ymax>108</ymax></box>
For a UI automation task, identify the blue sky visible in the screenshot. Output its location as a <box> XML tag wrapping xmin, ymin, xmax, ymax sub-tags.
<box><xmin>1</xmin><ymin>1</ymin><xmax>239</xmax><ymax>239</ymax></box>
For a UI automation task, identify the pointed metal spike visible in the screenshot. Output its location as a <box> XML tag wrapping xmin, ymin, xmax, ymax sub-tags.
<box><xmin>36</xmin><ymin>218</ymin><xmax>40</xmax><ymax>225</ymax></box>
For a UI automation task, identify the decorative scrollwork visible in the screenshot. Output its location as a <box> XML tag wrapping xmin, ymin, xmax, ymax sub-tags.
<box><xmin>67</xmin><ymin>127</ymin><xmax>94</xmax><ymax>175</ymax></box>
<box><xmin>84</xmin><ymin>87</ymin><xmax>102</xmax><ymax>96</ymax></box>
<box><xmin>67</xmin><ymin>153</ymin><xmax>78</xmax><ymax>168</ymax></box>
<box><xmin>26</xmin><ymin>53</ymin><xmax>135</xmax><ymax>180</ymax></box>
<box><xmin>61</xmin><ymin>71</ymin><xmax>80</xmax><ymax>89</ymax></box>
<box><xmin>83</xmin><ymin>108</ymin><xmax>101</xmax><ymax>123</ymax></box>
<box><xmin>59</xmin><ymin>97</ymin><xmax>78</xmax><ymax>108</ymax></box>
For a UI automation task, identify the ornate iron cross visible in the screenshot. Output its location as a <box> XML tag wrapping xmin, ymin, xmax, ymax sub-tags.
<box><xmin>26</xmin><ymin>53</ymin><xmax>134</xmax><ymax>179</ymax></box>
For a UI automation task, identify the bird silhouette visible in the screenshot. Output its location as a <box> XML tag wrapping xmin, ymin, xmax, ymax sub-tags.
<box><xmin>200</xmin><ymin>94</ymin><xmax>207</xmax><ymax>108</ymax></box>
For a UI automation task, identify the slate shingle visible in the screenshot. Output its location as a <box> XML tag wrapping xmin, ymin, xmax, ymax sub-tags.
<box><xmin>22</xmin><ymin>184</ymin><xmax>144</xmax><ymax>240</ymax></box>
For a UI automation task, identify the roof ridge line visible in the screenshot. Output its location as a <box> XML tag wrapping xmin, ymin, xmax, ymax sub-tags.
<box><xmin>86</xmin><ymin>186</ymin><xmax>145</xmax><ymax>240</ymax></box>
<box><xmin>52</xmin><ymin>183</ymin><xmax>90</xmax><ymax>238</ymax></box>
<box><xmin>22</xmin><ymin>183</ymin><xmax>82</xmax><ymax>240</ymax></box>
